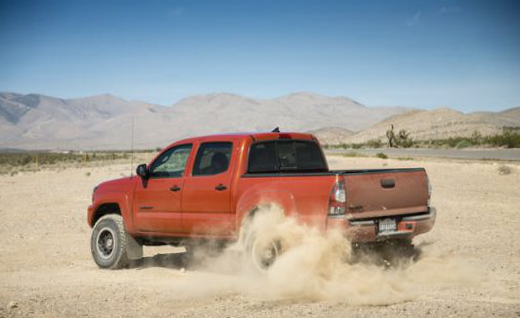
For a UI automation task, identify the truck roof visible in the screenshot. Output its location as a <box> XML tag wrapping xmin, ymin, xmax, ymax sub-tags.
<box><xmin>173</xmin><ymin>132</ymin><xmax>317</xmax><ymax>144</ymax></box>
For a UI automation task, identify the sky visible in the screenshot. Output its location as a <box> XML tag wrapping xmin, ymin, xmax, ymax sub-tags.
<box><xmin>0</xmin><ymin>0</ymin><xmax>519</xmax><ymax>112</ymax></box>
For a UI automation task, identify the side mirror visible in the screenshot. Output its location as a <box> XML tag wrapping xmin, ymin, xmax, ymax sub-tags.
<box><xmin>136</xmin><ymin>164</ymin><xmax>149</xmax><ymax>179</ymax></box>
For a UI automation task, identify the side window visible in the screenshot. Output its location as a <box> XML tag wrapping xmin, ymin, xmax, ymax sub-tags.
<box><xmin>192</xmin><ymin>142</ymin><xmax>233</xmax><ymax>176</ymax></box>
<box><xmin>149</xmin><ymin>144</ymin><xmax>192</xmax><ymax>178</ymax></box>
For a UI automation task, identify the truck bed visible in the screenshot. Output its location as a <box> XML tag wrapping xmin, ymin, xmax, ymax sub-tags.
<box><xmin>241</xmin><ymin>167</ymin><xmax>428</xmax><ymax>219</ymax></box>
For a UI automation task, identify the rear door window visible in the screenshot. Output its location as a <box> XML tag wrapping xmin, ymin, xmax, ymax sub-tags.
<box><xmin>248</xmin><ymin>140</ymin><xmax>327</xmax><ymax>173</ymax></box>
<box><xmin>192</xmin><ymin>142</ymin><xmax>233</xmax><ymax>176</ymax></box>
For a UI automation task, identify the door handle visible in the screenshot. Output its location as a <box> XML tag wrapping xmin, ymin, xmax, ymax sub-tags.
<box><xmin>215</xmin><ymin>184</ymin><xmax>227</xmax><ymax>191</ymax></box>
<box><xmin>170</xmin><ymin>185</ymin><xmax>181</xmax><ymax>192</ymax></box>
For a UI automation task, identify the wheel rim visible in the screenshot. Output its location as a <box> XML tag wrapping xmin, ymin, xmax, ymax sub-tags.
<box><xmin>251</xmin><ymin>238</ymin><xmax>279</xmax><ymax>271</ymax></box>
<box><xmin>95</xmin><ymin>227</ymin><xmax>116</xmax><ymax>260</ymax></box>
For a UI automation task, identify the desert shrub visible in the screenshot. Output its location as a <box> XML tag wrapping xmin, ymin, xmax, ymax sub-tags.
<box><xmin>366</xmin><ymin>139</ymin><xmax>384</xmax><ymax>148</ymax></box>
<box><xmin>425</xmin><ymin>136</ymin><xmax>472</xmax><ymax>149</ymax></box>
<box><xmin>342</xmin><ymin>151</ymin><xmax>364</xmax><ymax>158</ymax></box>
<box><xmin>0</xmin><ymin>151</ymin><xmax>132</xmax><ymax>168</ymax></box>
<box><xmin>484</xmin><ymin>130</ymin><xmax>520</xmax><ymax>148</ymax></box>
<box><xmin>399</xmin><ymin>138</ymin><xmax>414</xmax><ymax>148</ymax></box>
<box><xmin>497</xmin><ymin>165</ymin><xmax>513</xmax><ymax>175</ymax></box>
<box><xmin>386</xmin><ymin>125</ymin><xmax>413</xmax><ymax>148</ymax></box>
<box><xmin>351</xmin><ymin>143</ymin><xmax>363</xmax><ymax>149</ymax></box>
<box><xmin>470</xmin><ymin>130</ymin><xmax>483</xmax><ymax>144</ymax></box>
<box><xmin>400</xmin><ymin>128</ymin><xmax>520</xmax><ymax>149</ymax></box>
<box><xmin>340</xmin><ymin>143</ymin><xmax>350</xmax><ymax>149</ymax></box>
<box><xmin>455</xmin><ymin>140</ymin><xmax>473</xmax><ymax>149</ymax></box>
<box><xmin>376</xmin><ymin>152</ymin><xmax>388</xmax><ymax>159</ymax></box>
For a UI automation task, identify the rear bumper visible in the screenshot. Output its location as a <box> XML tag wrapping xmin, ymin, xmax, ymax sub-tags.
<box><xmin>326</xmin><ymin>207</ymin><xmax>436</xmax><ymax>243</ymax></box>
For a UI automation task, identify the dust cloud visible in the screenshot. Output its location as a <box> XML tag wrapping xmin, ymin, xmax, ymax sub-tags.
<box><xmin>170</xmin><ymin>205</ymin><xmax>481</xmax><ymax>306</ymax></box>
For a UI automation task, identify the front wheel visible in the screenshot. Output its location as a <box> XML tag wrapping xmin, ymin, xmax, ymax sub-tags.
<box><xmin>90</xmin><ymin>214</ymin><xmax>142</xmax><ymax>269</ymax></box>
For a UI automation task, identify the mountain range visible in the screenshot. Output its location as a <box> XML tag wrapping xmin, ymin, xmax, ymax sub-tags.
<box><xmin>344</xmin><ymin>107</ymin><xmax>520</xmax><ymax>144</ymax></box>
<box><xmin>0</xmin><ymin>91</ymin><xmax>518</xmax><ymax>150</ymax></box>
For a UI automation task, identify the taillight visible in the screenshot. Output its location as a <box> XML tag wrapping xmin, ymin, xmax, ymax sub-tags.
<box><xmin>426</xmin><ymin>175</ymin><xmax>432</xmax><ymax>205</ymax></box>
<box><xmin>328</xmin><ymin>178</ymin><xmax>346</xmax><ymax>216</ymax></box>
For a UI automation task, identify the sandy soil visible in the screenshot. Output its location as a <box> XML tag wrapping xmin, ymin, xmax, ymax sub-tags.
<box><xmin>1</xmin><ymin>156</ymin><xmax>519</xmax><ymax>318</ymax></box>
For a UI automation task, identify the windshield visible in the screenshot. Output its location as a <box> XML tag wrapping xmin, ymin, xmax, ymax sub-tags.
<box><xmin>247</xmin><ymin>140</ymin><xmax>328</xmax><ymax>173</ymax></box>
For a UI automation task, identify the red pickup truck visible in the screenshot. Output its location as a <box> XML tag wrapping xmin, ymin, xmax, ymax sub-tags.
<box><xmin>88</xmin><ymin>132</ymin><xmax>435</xmax><ymax>270</ymax></box>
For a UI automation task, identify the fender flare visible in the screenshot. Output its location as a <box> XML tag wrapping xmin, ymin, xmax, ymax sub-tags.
<box><xmin>235</xmin><ymin>185</ymin><xmax>298</xmax><ymax>233</ymax></box>
<box><xmin>88</xmin><ymin>191</ymin><xmax>133</xmax><ymax>231</ymax></box>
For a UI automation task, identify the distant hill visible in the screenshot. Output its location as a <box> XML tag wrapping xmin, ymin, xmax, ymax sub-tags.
<box><xmin>307</xmin><ymin>127</ymin><xmax>355</xmax><ymax>145</ymax></box>
<box><xmin>0</xmin><ymin>93</ymin><xmax>164</xmax><ymax>150</ymax></box>
<box><xmin>0</xmin><ymin>92</ymin><xmax>411</xmax><ymax>150</ymax></box>
<box><xmin>345</xmin><ymin>107</ymin><xmax>520</xmax><ymax>143</ymax></box>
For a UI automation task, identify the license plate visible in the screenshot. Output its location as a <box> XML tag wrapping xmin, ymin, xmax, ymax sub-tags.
<box><xmin>378</xmin><ymin>218</ymin><xmax>397</xmax><ymax>234</ymax></box>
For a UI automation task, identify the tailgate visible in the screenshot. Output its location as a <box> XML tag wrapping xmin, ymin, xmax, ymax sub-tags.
<box><xmin>342</xmin><ymin>168</ymin><xmax>429</xmax><ymax>220</ymax></box>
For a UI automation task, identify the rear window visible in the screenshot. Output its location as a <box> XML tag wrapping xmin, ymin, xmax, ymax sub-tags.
<box><xmin>247</xmin><ymin>140</ymin><xmax>328</xmax><ymax>173</ymax></box>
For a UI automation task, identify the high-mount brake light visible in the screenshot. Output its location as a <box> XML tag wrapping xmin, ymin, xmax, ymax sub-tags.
<box><xmin>278</xmin><ymin>133</ymin><xmax>292</xmax><ymax>139</ymax></box>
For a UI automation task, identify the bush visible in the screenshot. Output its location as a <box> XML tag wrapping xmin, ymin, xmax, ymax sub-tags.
<box><xmin>455</xmin><ymin>140</ymin><xmax>472</xmax><ymax>149</ymax></box>
<box><xmin>376</xmin><ymin>152</ymin><xmax>388</xmax><ymax>159</ymax></box>
<box><xmin>340</xmin><ymin>143</ymin><xmax>351</xmax><ymax>149</ymax></box>
<box><xmin>351</xmin><ymin>143</ymin><xmax>362</xmax><ymax>149</ymax></box>
<box><xmin>366</xmin><ymin>139</ymin><xmax>384</xmax><ymax>148</ymax></box>
<box><xmin>0</xmin><ymin>151</ymin><xmax>132</xmax><ymax>168</ymax></box>
<box><xmin>470</xmin><ymin>130</ymin><xmax>483</xmax><ymax>144</ymax></box>
<box><xmin>399</xmin><ymin>138</ymin><xmax>414</xmax><ymax>148</ymax></box>
<box><xmin>368</xmin><ymin>128</ymin><xmax>520</xmax><ymax>149</ymax></box>
<box><xmin>342</xmin><ymin>151</ymin><xmax>363</xmax><ymax>158</ymax></box>
<box><xmin>497</xmin><ymin>165</ymin><xmax>513</xmax><ymax>175</ymax></box>
<box><xmin>386</xmin><ymin>125</ymin><xmax>413</xmax><ymax>148</ymax></box>
<box><xmin>484</xmin><ymin>130</ymin><xmax>520</xmax><ymax>148</ymax></box>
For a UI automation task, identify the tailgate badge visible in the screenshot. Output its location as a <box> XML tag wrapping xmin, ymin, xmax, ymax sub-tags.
<box><xmin>348</xmin><ymin>205</ymin><xmax>364</xmax><ymax>212</ymax></box>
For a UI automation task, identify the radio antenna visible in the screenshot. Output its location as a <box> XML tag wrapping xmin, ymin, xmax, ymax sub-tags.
<box><xmin>130</xmin><ymin>116</ymin><xmax>134</xmax><ymax>178</ymax></box>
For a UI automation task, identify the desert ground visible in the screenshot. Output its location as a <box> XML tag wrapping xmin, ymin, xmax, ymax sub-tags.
<box><xmin>1</xmin><ymin>154</ymin><xmax>519</xmax><ymax>318</ymax></box>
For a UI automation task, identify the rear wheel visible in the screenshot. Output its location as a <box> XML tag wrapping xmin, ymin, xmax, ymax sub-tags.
<box><xmin>242</xmin><ymin>220</ymin><xmax>282</xmax><ymax>272</ymax></box>
<box><xmin>351</xmin><ymin>239</ymin><xmax>418</xmax><ymax>266</ymax></box>
<box><xmin>91</xmin><ymin>214</ymin><xmax>142</xmax><ymax>269</ymax></box>
<box><xmin>248</xmin><ymin>234</ymin><xmax>281</xmax><ymax>271</ymax></box>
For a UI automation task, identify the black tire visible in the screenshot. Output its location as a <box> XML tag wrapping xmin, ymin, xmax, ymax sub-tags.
<box><xmin>91</xmin><ymin>214</ymin><xmax>134</xmax><ymax>269</ymax></box>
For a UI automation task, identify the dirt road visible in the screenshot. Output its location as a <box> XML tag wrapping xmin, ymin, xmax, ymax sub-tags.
<box><xmin>1</xmin><ymin>156</ymin><xmax>519</xmax><ymax>318</ymax></box>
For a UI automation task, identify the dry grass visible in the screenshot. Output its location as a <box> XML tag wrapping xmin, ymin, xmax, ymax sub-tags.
<box><xmin>0</xmin><ymin>151</ymin><xmax>157</xmax><ymax>176</ymax></box>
